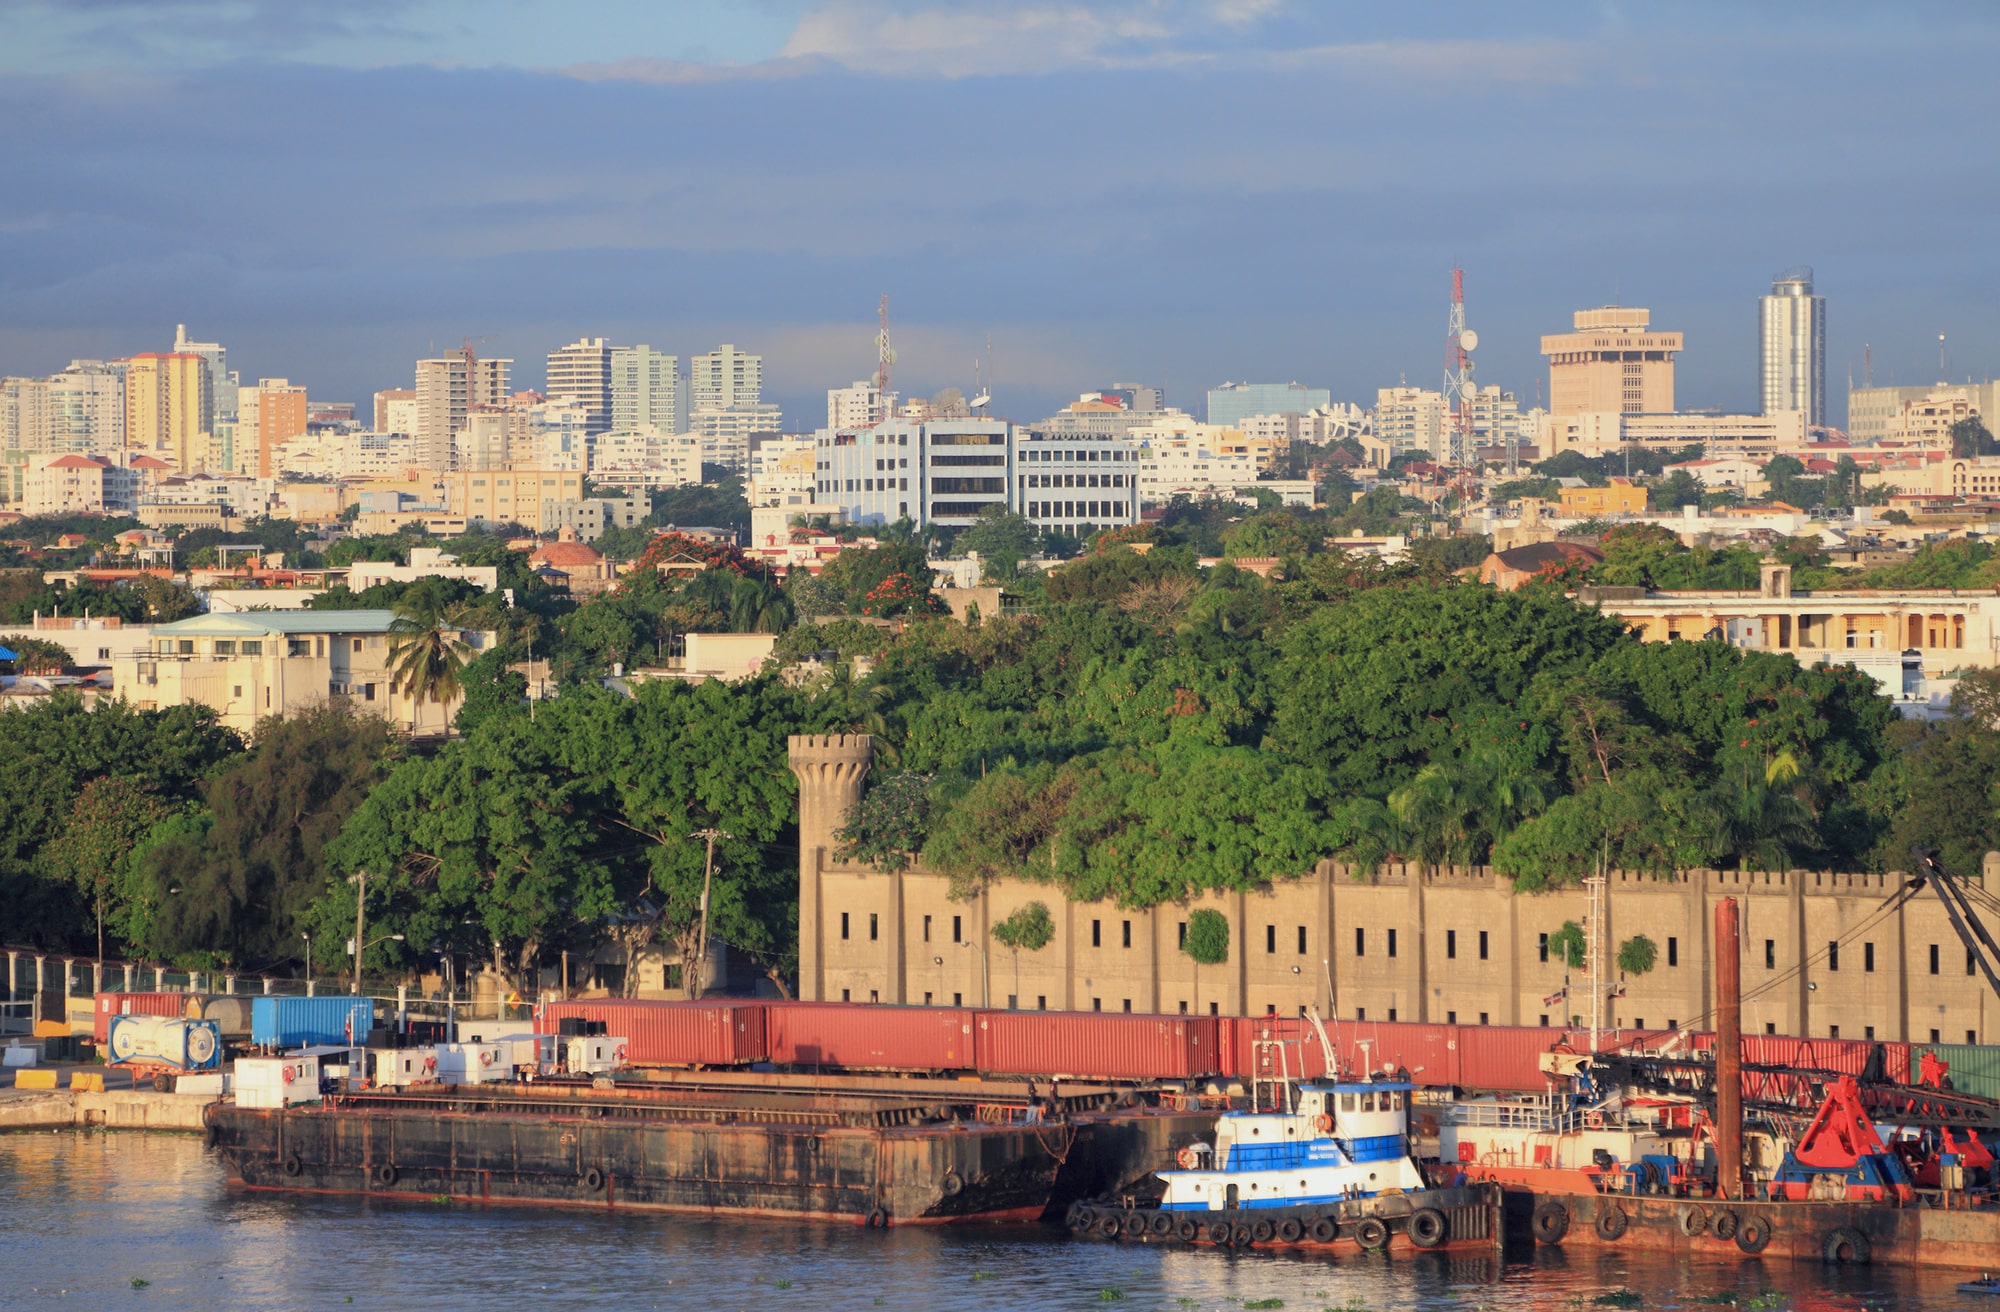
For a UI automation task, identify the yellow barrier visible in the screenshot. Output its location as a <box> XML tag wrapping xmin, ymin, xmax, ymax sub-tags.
<box><xmin>68</xmin><ymin>1071</ymin><xmax>103</xmax><ymax>1092</ymax></box>
<box><xmin>13</xmin><ymin>1069</ymin><xmax>57</xmax><ymax>1090</ymax></box>
<box><xmin>32</xmin><ymin>1021</ymin><xmax>67</xmax><ymax>1038</ymax></box>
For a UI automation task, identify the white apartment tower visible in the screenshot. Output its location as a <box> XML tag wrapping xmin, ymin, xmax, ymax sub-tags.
<box><xmin>173</xmin><ymin>323</ymin><xmax>237</xmax><ymax>422</ymax></box>
<box><xmin>610</xmin><ymin>345</ymin><xmax>681</xmax><ymax>435</ymax></box>
<box><xmin>545</xmin><ymin>337</ymin><xmax>614</xmax><ymax>435</ymax></box>
<box><xmin>1760</xmin><ymin>268</ymin><xmax>1826</xmax><ymax>426</ymax></box>
<box><xmin>415</xmin><ymin>347</ymin><xmax>511</xmax><ymax>471</ymax></box>
<box><xmin>828</xmin><ymin>380</ymin><xmax>886</xmax><ymax>430</ymax></box>
<box><xmin>690</xmin><ymin>344</ymin><xmax>762</xmax><ymax>412</ymax></box>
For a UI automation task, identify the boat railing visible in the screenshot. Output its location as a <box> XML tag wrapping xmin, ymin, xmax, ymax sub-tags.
<box><xmin>1448</xmin><ymin>1100</ymin><xmax>1587</xmax><ymax>1134</ymax></box>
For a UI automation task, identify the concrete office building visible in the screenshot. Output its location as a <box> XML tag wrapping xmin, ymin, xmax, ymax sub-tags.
<box><xmin>236</xmin><ymin>378</ymin><xmax>307</xmax><ymax>478</ymax></box>
<box><xmin>373</xmin><ymin>388</ymin><xmax>417</xmax><ymax>435</ymax></box>
<box><xmin>444</xmin><ymin>468</ymin><xmax>585</xmax><ymax>529</ymax></box>
<box><xmin>546</xmin><ymin>337</ymin><xmax>614</xmax><ymax>435</ymax></box>
<box><xmin>814</xmin><ymin>417</ymin><xmax>1013</xmax><ymax>530</ymax></box>
<box><xmin>610</xmin><ymin>345</ymin><xmax>680</xmax><ymax>436</ymax></box>
<box><xmin>691</xmin><ymin>403</ymin><xmax>782</xmax><ymax>473</ymax></box>
<box><xmin>1542</xmin><ymin>307</ymin><xmax>1680</xmax><ymax>417</ymax></box>
<box><xmin>415</xmin><ymin>347</ymin><xmax>510</xmax><ymax>472</ymax></box>
<box><xmin>786</xmin><ymin>733</ymin><xmax>1997</xmax><ymax>1041</ymax></box>
<box><xmin>828</xmin><ymin>380</ymin><xmax>887</xmax><ymax>431</ymax></box>
<box><xmin>1848</xmin><ymin>382</ymin><xmax>1999</xmax><ymax>445</ymax></box>
<box><xmin>1761</xmin><ymin>268</ymin><xmax>1827</xmax><ymax>426</ymax></box>
<box><xmin>123</xmin><ymin>353</ymin><xmax>211</xmax><ymax>473</ymax></box>
<box><xmin>1208</xmin><ymin>381</ymin><xmax>1330</xmax><ymax>428</ymax></box>
<box><xmin>1016</xmin><ymin>432</ymin><xmax>1142</xmax><ymax>536</ymax></box>
<box><xmin>689</xmin><ymin>344</ymin><xmax>762</xmax><ymax>412</ymax></box>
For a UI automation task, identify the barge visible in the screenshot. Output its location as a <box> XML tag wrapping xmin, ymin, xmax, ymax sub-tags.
<box><xmin>205</xmin><ymin>1075</ymin><xmax>1214</xmax><ymax>1226</ymax></box>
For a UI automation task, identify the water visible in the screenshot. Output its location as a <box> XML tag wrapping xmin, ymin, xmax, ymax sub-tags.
<box><xmin>0</xmin><ymin>1134</ymin><xmax>1976</xmax><ymax>1312</ymax></box>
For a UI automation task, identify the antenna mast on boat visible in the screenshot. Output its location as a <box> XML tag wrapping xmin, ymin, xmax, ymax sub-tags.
<box><xmin>1307</xmin><ymin>1006</ymin><xmax>1340</xmax><ymax>1079</ymax></box>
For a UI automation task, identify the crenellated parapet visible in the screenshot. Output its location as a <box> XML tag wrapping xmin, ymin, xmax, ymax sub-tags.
<box><xmin>788</xmin><ymin>733</ymin><xmax>873</xmax><ymax>855</ymax></box>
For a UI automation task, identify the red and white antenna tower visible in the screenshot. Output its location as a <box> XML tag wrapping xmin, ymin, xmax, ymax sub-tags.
<box><xmin>1443</xmin><ymin>269</ymin><xmax>1477</xmax><ymax>467</ymax></box>
<box><xmin>873</xmin><ymin>295</ymin><xmax>897</xmax><ymax>419</ymax></box>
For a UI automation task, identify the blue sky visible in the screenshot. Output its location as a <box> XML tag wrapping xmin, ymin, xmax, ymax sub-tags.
<box><xmin>2</xmin><ymin>1</ymin><xmax>1995</xmax><ymax>426</ymax></box>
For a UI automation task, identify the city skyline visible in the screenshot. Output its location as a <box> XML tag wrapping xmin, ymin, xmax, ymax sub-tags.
<box><xmin>2</xmin><ymin>4</ymin><xmax>1997</xmax><ymax>426</ymax></box>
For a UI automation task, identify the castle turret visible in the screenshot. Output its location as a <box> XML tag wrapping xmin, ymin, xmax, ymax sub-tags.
<box><xmin>788</xmin><ymin>734</ymin><xmax>873</xmax><ymax>1001</ymax></box>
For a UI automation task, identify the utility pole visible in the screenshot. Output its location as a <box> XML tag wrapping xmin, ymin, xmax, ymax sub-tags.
<box><xmin>690</xmin><ymin>829</ymin><xmax>728</xmax><ymax>1000</ymax></box>
<box><xmin>350</xmin><ymin>869</ymin><xmax>367</xmax><ymax>996</ymax></box>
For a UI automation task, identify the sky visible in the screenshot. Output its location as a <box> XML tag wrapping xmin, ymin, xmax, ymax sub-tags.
<box><xmin>1</xmin><ymin>1</ymin><xmax>1996</xmax><ymax>428</ymax></box>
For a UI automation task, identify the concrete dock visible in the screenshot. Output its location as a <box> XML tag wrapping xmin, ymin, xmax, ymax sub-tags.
<box><xmin>0</xmin><ymin>1079</ymin><xmax>215</xmax><ymax>1133</ymax></box>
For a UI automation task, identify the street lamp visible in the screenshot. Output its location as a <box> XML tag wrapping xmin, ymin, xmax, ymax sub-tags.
<box><xmin>933</xmin><ymin>955</ymin><xmax>944</xmax><ymax>1004</ymax></box>
<box><xmin>348</xmin><ymin>932</ymin><xmax>403</xmax><ymax>995</ymax></box>
<box><xmin>301</xmin><ymin>932</ymin><xmax>312</xmax><ymax>995</ymax></box>
<box><xmin>959</xmin><ymin>939</ymin><xmax>988</xmax><ymax>1009</ymax></box>
<box><xmin>347</xmin><ymin>869</ymin><xmax>368</xmax><ymax>995</ymax></box>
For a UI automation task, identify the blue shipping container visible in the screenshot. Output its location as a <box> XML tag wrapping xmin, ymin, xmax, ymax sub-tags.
<box><xmin>250</xmin><ymin>996</ymin><xmax>373</xmax><ymax>1047</ymax></box>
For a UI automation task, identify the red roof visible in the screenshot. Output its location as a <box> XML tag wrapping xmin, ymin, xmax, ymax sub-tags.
<box><xmin>45</xmin><ymin>454</ymin><xmax>106</xmax><ymax>469</ymax></box>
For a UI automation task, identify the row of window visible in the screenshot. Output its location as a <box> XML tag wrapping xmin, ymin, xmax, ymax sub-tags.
<box><xmin>1025</xmin><ymin>472</ymin><xmax>1125</xmax><ymax>489</ymax></box>
<box><xmin>1027</xmin><ymin>500</ymin><xmax>1123</xmax><ymax>521</ymax></box>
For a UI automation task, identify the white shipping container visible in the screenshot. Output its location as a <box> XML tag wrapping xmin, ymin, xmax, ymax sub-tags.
<box><xmin>172</xmin><ymin>1072</ymin><xmax>231</xmax><ymax>1098</ymax></box>
<box><xmin>234</xmin><ymin>1055</ymin><xmax>322</xmax><ymax>1109</ymax></box>
<box><xmin>485</xmin><ymin>1033</ymin><xmax>555</xmax><ymax>1072</ymax></box>
<box><xmin>374</xmin><ymin>1047</ymin><xmax>440</xmax><ymax>1087</ymax></box>
<box><xmin>566</xmin><ymin>1035</ymin><xmax>628</xmax><ymax>1074</ymax></box>
<box><xmin>435</xmin><ymin>1042</ymin><xmax>508</xmax><ymax>1084</ymax></box>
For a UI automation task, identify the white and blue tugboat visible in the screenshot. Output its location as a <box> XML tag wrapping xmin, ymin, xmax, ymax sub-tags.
<box><xmin>1066</xmin><ymin>1016</ymin><xmax>1500</xmax><ymax>1252</ymax></box>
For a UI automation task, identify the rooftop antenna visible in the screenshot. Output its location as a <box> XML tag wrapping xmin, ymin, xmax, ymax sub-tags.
<box><xmin>1940</xmin><ymin>332</ymin><xmax>1948</xmax><ymax>383</ymax></box>
<box><xmin>874</xmin><ymin>295</ymin><xmax>896</xmax><ymax>402</ymax></box>
<box><xmin>1864</xmin><ymin>343</ymin><xmax>1873</xmax><ymax>390</ymax></box>
<box><xmin>1444</xmin><ymin>267</ymin><xmax>1477</xmax><ymax>466</ymax></box>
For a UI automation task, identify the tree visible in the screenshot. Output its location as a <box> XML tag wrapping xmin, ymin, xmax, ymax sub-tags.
<box><xmin>991</xmin><ymin>900</ymin><xmax>1054</xmax><ymax>1004</ymax></box>
<box><xmin>39</xmin><ymin>778</ymin><xmax>176</xmax><ymax>961</ymax></box>
<box><xmin>1951</xmin><ymin>417</ymin><xmax>1999</xmax><ymax>458</ymax></box>
<box><xmin>5</xmin><ymin>637</ymin><xmax>71</xmax><ymax>673</ymax></box>
<box><xmin>1616</xmin><ymin>934</ymin><xmax>1657</xmax><ymax>977</ymax></box>
<box><xmin>836</xmin><ymin>772</ymin><xmax>935</xmax><ymax>872</ymax></box>
<box><xmin>1647</xmin><ymin>470</ymin><xmax>1703</xmax><ymax>511</ymax></box>
<box><xmin>387</xmin><ymin>601</ymin><xmax>472</xmax><ymax>729</ymax></box>
<box><xmin>1183</xmin><ymin>907</ymin><xmax>1229</xmax><ymax>1014</ymax></box>
<box><xmin>1548</xmin><ymin>920</ymin><xmax>1586</xmax><ymax>970</ymax></box>
<box><xmin>956</xmin><ymin>507</ymin><xmax>1040</xmax><ymax>575</ymax></box>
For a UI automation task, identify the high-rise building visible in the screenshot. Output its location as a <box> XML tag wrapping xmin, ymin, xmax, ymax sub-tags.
<box><xmin>373</xmin><ymin>388</ymin><xmax>417</xmax><ymax>434</ymax></box>
<box><xmin>1373</xmin><ymin>386</ymin><xmax>1448</xmax><ymax>459</ymax></box>
<box><xmin>609</xmin><ymin>345</ymin><xmax>681</xmax><ymax>435</ymax></box>
<box><xmin>415</xmin><ymin>347</ymin><xmax>510</xmax><ymax>471</ymax></box>
<box><xmin>1541</xmin><ymin>307</ymin><xmax>1679</xmax><ymax>416</ymax></box>
<box><xmin>689</xmin><ymin>344</ymin><xmax>762</xmax><ymax>412</ymax></box>
<box><xmin>1760</xmin><ymin>268</ymin><xmax>1826</xmax><ymax>425</ymax></box>
<box><xmin>237</xmin><ymin>378</ymin><xmax>308</xmax><ymax>478</ymax></box>
<box><xmin>454</xmin><ymin>404</ymin><xmax>513</xmax><ymax>471</ymax></box>
<box><xmin>690</xmin><ymin>404</ymin><xmax>783</xmax><ymax>473</ymax></box>
<box><xmin>828</xmin><ymin>380</ymin><xmax>886</xmax><ymax>431</ymax></box>
<box><xmin>173</xmin><ymin>323</ymin><xmax>237</xmax><ymax>422</ymax></box>
<box><xmin>0</xmin><ymin>362</ymin><xmax>125</xmax><ymax>457</ymax></box>
<box><xmin>546</xmin><ymin>337</ymin><xmax>614</xmax><ymax>435</ymax></box>
<box><xmin>123</xmin><ymin>352</ymin><xmax>211</xmax><ymax>472</ymax></box>
<box><xmin>1207</xmin><ymin>382</ymin><xmax>1331</xmax><ymax>428</ymax></box>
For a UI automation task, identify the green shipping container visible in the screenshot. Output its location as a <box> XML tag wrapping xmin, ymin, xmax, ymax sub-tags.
<box><xmin>1918</xmin><ymin>1044</ymin><xmax>2000</xmax><ymax>1101</ymax></box>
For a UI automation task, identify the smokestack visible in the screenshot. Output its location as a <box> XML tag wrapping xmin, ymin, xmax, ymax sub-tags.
<box><xmin>1714</xmin><ymin>896</ymin><xmax>1743</xmax><ymax>1200</ymax></box>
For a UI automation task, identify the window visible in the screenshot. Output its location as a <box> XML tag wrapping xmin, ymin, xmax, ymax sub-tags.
<box><xmin>1447</xmin><ymin>930</ymin><xmax>1457</xmax><ymax>960</ymax></box>
<box><xmin>1668</xmin><ymin>937</ymin><xmax>1678</xmax><ymax>967</ymax></box>
<box><xmin>953</xmin><ymin>992</ymin><xmax>962</xmax><ymax>1006</ymax></box>
<box><xmin>1829</xmin><ymin>1025</ymin><xmax>1840</xmax><ymax>1039</ymax></box>
<box><xmin>1864</xmin><ymin>942</ymin><xmax>1875</xmax><ymax>973</ymax></box>
<box><xmin>1972</xmin><ymin>947</ymin><xmax>1980</xmax><ymax>977</ymax></box>
<box><xmin>1266</xmin><ymin>925</ymin><xmax>1276</xmax><ymax>954</ymax></box>
<box><xmin>1765</xmin><ymin>939</ymin><xmax>1776</xmax><ymax>969</ymax></box>
<box><xmin>1209</xmin><ymin>1002</ymin><xmax>1218</xmax><ymax>1016</ymax></box>
<box><xmin>1007</xmin><ymin>995</ymin><xmax>1017</xmax><ymax>1010</ymax></box>
<box><xmin>1355</xmin><ymin>928</ymin><xmax>1365</xmax><ymax>957</ymax></box>
<box><xmin>1122</xmin><ymin>919</ymin><xmax>1131</xmax><ymax>949</ymax></box>
<box><xmin>923</xmin><ymin>915</ymin><xmax>932</xmax><ymax>943</ymax></box>
<box><xmin>1478</xmin><ymin>1012</ymin><xmax>1489</xmax><ymax>1025</ymax></box>
<box><xmin>1092</xmin><ymin>919</ymin><xmax>1102</xmax><ymax>948</ymax></box>
<box><xmin>1865</xmin><ymin>1026</ymin><xmax>1875</xmax><ymax>1040</ymax></box>
<box><xmin>1297</xmin><ymin>926</ymin><xmax>1307</xmax><ymax>954</ymax></box>
<box><xmin>1446</xmin><ymin>1011</ymin><xmax>1457</xmax><ymax>1024</ymax></box>
<box><xmin>1092</xmin><ymin>998</ymin><xmax>1102</xmax><ymax>1012</ymax></box>
<box><xmin>868</xmin><ymin>913</ymin><xmax>878</xmax><ymax>942</ymax></box>
<box><xmin>1634</xmin><ymin>1018</ymin><xmax>1644</xmax><ymax>1029</ymax></box>
<box><xmin>1827</xmin><ymin>941</ymin><xmax>1839</xmax><ymax>972</ymax></box>
<box><xmin>353</xmin><ymin>639</ymin><xmax>362</xmax><ymax>653</ymax></box>
<box><xmin>1388</xmin><ymin>1008</ymin><xmax>1397</xmax><ymax>1022</ymax></box>
<box><xmin>214</xmin><ymin>640</ymin><xmax>236</xmax><ymax>655</ymax></box>
<box><xmin>1931</xmin><ymin>944</ymin><xmax>1941</xmax><ymax>975</ymax></box>
<box><xmin>1037</xmin><ymin>996</ymin><xmax>1046</xmax><ymax>1010</ymax></box>
<box><xmin>1766</xmin><ymin>1022</ymin><xmax>1777</xmax><ymax>1035</ymax></box>
<box><xmin>232</xmin><ymin>685</ymin><xmax>243</xmax><ymax>698</ymax></box>
<box><xmin>840</xmin><ymin>913</ymin><xmax>850</xmax><ymax>941</ymax></box>
<box><xmin>1932</xmin><ymin>1029</ymin><xmax>1942</xmax><ymax>1043</ymax></box>
<box><xmin>869</xmin><ymin>990</ymin><xmax>879</xmax><ymax>1003</ymax></box>
<box><xmin>1387</xmin><ymin>929</ymin><xmax>1397</xmax><ymax>958</ymax></box>
<box><xmin>1479</xmin><ymin>930</ymin><xmax>1489</xmax><ymax>961</ymax></box>
<box><xmin>841</xmin><ymin>988</ymin><xmax>850</xmax><ymax>1001</ymax></box>
<box><xmin>952</xmin><ymin>915</ymin><xmax>962</xmax><ymax>943</ymax></box>
<box><xmin>1123</xmin><ymin>999</ymin><xmax>1132</xmax><ymax>1013</ymax></box>
<box><xmin>1357</xmin><ymin>1008</ymin><xmax>1366</xmax><ymax>1021</ymax></box>
<box><xmin>1178</xmin><ymin>921</ymin><xmax>1187</xmax><ymax>947</ymax></box>
<box><xmin>1539</xmin><ymin>1014</ymin><xmax>1549</xmax><ymax>1026</ymax></box>
<box><xmin>1538</xmin><ymin>933</ymin><xmax>1549</xmax><ymax>963</ymax></box>
<box><xmin>924</xmin><ymin>992</ymin><xmax>933</xmax><ymax>1005</ymax></box>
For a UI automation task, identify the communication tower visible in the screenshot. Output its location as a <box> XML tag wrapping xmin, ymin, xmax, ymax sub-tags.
<box><xmin>874</xmin><ymin>295</ymin><xmax>897</xmax><ymax>403</ymax></box>
<box><xmin>1443</xmin><ymin>269</ymin><xmax>1478</xmax><ymax>466</ymax></box>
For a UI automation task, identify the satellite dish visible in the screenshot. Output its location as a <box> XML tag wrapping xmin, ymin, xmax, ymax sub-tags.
<box><xmin>1458</xmin><ymin>329</ymin><xmax>1479</xmax><ymax>352</ymax></box>
<box><xmin>971</xmin><ymin>393</ymin><xmax>991</xmax><ymax>409</ymax></box>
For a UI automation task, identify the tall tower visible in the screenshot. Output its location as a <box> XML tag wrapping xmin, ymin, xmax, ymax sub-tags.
<box><xmin>1442</xmin><ymin>269</ymin><xmax>1477</xmax><ymax>465</ymax></box>
<box><xmin>1760</xmin><ymin>267</ymin><xmax>1825</xmax><ymax>425</ymax></box>
<box><xmin>546</xmin><ymin>337</ymin><xmax>613</xmax><ymax>435</ymax></box>
<box><xmin>873</xmin><ymin>295</ymin><xmax>896</xmax><ymax>402</ymax></box>
<box><xmin>787</xmin><ymin>733</ymin><xmax>874</xmax><ymax>1003</ymax></box>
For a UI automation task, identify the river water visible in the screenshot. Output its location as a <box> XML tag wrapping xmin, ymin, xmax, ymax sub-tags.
<box><xmin>0</xmin><ymin>1133</ymin><xmax>1981</xmax><ymax>1312</ymax></box>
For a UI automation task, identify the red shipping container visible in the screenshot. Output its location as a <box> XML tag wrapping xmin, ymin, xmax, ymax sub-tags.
<box><xmin>535</xmin><ymin>1000</ymin><xmax>767</xmax><ymax>1067</ymax></box>
<box><xmin>1457</xmin><ymin>1024</ymin><xmax>1570</xmax><ymax>1093</ymax></box>
<box><xmin>975</xmin><ymin>1011</ymin><xmax>1220</xmax><ymax>1081</ymax></box>
<box><xmin>765</xmin><ymin>1002</ymin><xmax>976</xmax><ymax>1071</ymax></box>
<box><xmin>1695</xmin><ymin>1032</ymin><xmax>1910</xmax><ymax>1085</ymax></box>
<box><xmin>92</xmin><ymin>992</ymin><xmax>191</xmax><ymax>1044</ymax></box>
<box><xmin>1331</xmin><ymin>1020</ymin><xmax>1462</xmax><ymax>1088</ymax></box>
<box><xmin>1229</xmin><ymin>1017</ymin><xmax>1332</xmax><ymax>1082</ymax></box>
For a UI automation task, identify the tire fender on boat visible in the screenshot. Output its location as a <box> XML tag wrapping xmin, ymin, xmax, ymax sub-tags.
<box><xmin>1710</xmin><ymin>1208</ymin><xmax>1739</xmax><ymax>1240</ymax></box>
<box><xmin>580</xmin><ymin>1166</ymin><xmax>604</xmax><ymax>1192</ymax></box>
<box><xmin>1531</xmin><ymin>1199</ymin><xmax>1570</xmax><ymax>1245</ymax></box>
<box><xmin>1676</xmin><ymin>1205</ymin><xmax>1707</xmax><ymax>1237</ymax></box>
<box><xmin>1175</xmin><ymin>1216</ymin><xmax>1200</xmax><ymax>1243</ymax></box>
<box><xmin>941</xmin><ymin>1170</ymin><xmax>964</xmax><ymax>1197</ymax></box>
<box><xmin>1408</xmin><ymin>1207</ymin><xmax>1448</xmax><ymax>1249</ymax></box>
<box><xmin>1821</xmin><ymin>1226</ymin><xmax>1870</xmax><ymax>1265</ymax></box>
<box><xmin>1596</xmin><ymin>1203</ymin><xmax>1629</xmax><ymax>1241</ymax></box>
<box><xmin>1309</xmin><ymin>1216</ymin><xmax>1339</xmax><ymax>1244</ymax></box>
<box><xmin>1354</xmin><ymin>1217</ymin><xmax>1389</xmax><ymax>1251</ymax></box>
<box><xmin>1276</xmin><ymin>1217</ymin><xmax>1304</xmax><ymax>1245</ymax></box>
<box><xmin>1206</xmin><ymin>1219</ymin><xmax>1232</xmax><ymax>1245</ymax></box>
<box><xmin>1734</xmin><ymin>1214</ymin><xmax>1771</xmax><ymax>1254</ymax></box>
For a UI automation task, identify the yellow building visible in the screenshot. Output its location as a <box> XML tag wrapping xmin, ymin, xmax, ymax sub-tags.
<box><xmin>444</xmin><ymin>468</ymin><xmax>585</xmax><ymax>529</ymax></box>
<box><xmin>123</xmin><ymin>353</ymin><xmax>211</xmax><ymax>473</ymax></box>
<box><xmin>1541</xmin><ymin>307</ymin><xmax>1680</xmax><ymax>416</ymax></box>
<box><xmin>1556</xmin><ymin>479</ymin><xmax>1647</xmax><ymax>516</ymax></box>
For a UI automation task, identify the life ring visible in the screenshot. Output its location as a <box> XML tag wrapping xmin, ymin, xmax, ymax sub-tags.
<box><xmin>479</xmin><ymin>1050</ymin><xmax>493</xmax><ymax>1068</ymax></box>
<box><xmin>1531</xmin><ymin>1199</ymin><xmax>1570</xmax><ymax>1245</ymax></box>
<box><xmin>1821</xmin><ymin>1226</ymin><xmax>1870</xmax><ymax>1265</ymax></box>
<box><xmin>1309</xmin><ymin>1216</ymin><xmax>1339</xmax><ymax>1244</ymax></box>
<box><xmin>580</xmin><ymin>1166</ymin><xmax>604</xmax><ymax>1192</ymax></box>
<box><xmin>1596</xmin><ymin>1204</ymin><xmax>1629</xmax><ymax>1240</ymax></box>
<box><xmin>373</xmin><ymin>1163</ymin><xmax>398</xmax><ymax>1187</ymax></box>
<box><xmin>1250</xmin><ymin>1218</ymin><xmax>1275</xmax><ymax>1244</ymax></box>
<box><xmin>1174</xmin><ymin>1216</ymin><xmax>1200</xmax><ymax>1243</ymax></box>
<box><xmin>281</xmin><ymin>1066</ymin><xmax>296</xmax><ymax>1085</ymax></box>
<box><xmin>422</xmin><ymin>1056</ymin><xmax>437</xmax><ymax>1073</ymax></box>
<box><xmin>1677</xmin><ymin>1204</ymin><xmax>1708</xmax><ymax>1237</ymax></box>
<box><xmin>1276</xmin><ymin>1217</ymin><xmax>1304</xmax><ymax>1244</ymax></box>
<box><xmin>941</xmin><ymin>1170</ymin><xmax>964</xmax><ymax>1197</ymax></box>
<box><xmin>1315</xmin><ymin>1113</ymin><xmax>1334</xmax><ymax>1132</ymax></box>
<box><xmin>280</xmin><ymin>1153</ymin><xmax>303</xmax><ymax>1178</ymax></box>
<box><xmin>1710</xmin><ymin>1208</ymin><xmax>1739</xmax><ymax>1239</ymax></box>
<box><xmin>1408</xmin><ymin>1207</ymin><xmax>1447</xmax><ymax>1249</ymax></box>
<box><xmin>1177</xmin><ymin>1146</ymin><xmax>1202</xmax><ymax>1169</ymax></box>
<box><xmin>1205</xmin><ymin>1219</ymin><xmax>1232</xmax><ymax>1245</ymax></box>
<box><xmin>1354</xmin><ymin>1217</ymin><xmax>1389</xmax><ymax>1251</ymax></box>
<box><xmin>1735</xmin><ymin>1214</ymin><xmax>1771</xmax><ymax>1254</ymax></box>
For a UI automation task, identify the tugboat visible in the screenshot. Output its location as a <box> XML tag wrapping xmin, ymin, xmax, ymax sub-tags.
<box><xmin>1067</xmin><ymin>1014</ymin><xmax>1501</xmax><ymax>1252</ymax></box>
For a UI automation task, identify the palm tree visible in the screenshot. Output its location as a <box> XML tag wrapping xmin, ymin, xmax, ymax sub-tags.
<box><xmin>1717</xmin><ymin>750</ymin><xmax>1817</xmax><ymax>873</ymax></box>
<box><xmin>388</xmin><ymin>601</ymin><xmax>472</xmax><ymax>733</ymax></box>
